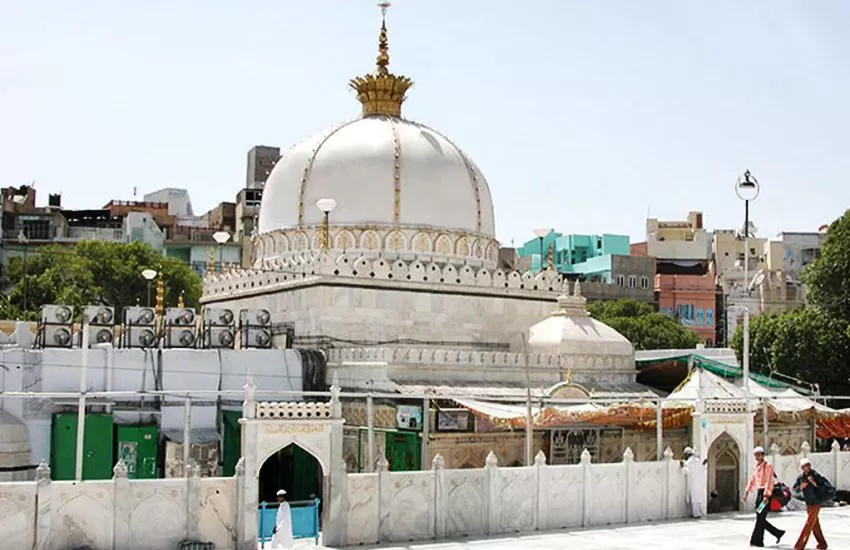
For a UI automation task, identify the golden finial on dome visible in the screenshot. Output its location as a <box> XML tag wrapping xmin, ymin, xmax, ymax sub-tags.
<box><xmin>349</xmin><ymin>2</ymin><xmax>413</xmax><ymax>118</ymax></box>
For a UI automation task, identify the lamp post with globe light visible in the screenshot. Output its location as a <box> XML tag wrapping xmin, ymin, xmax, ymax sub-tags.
<box><xmin>316</xmin><ymin>198</ymin><xmax>337</xmax><ymax>250</ymax></box>
<box><xmin>212</xmin><ymin>231</ymin><xmax>231</xmax><ymax>272</ymax></box>
<box><xmin>532</xmin><ymin>228</ymin><xmax>550</xmax><ymax>272</ymax></box>
<box><xmin>141</xmin><ymin>269</ymin><xmax>157</xmax><ymax>308</ymax></box>
<box><xmin>735</xmin><ymin>169</ymin><xmax>759</xmax><ymax>485</ymax></box>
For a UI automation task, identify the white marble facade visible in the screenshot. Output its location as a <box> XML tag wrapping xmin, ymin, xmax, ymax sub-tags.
<box><xmin>343</xmin><ymin>443</ymin><xmax>850</xmax><ymax>546</ymax></box>
<box><xmin>0</xmin><ymin>460</ymin><xmax>239</xmax><ymax>550</ymax></box>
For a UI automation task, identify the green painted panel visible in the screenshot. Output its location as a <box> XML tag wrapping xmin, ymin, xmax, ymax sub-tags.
<box><xmin>116</xmin><ymin>424</ymin><xmax>159</xmax><ymax>479</ymax></box>
<box><xmin>50</xmin><ymin>413</ymin><xmax>114</xmax><ymax>481</ymax></box>
<box><xmin>291</xmin><ymin>445</ymin><xmax>319</xmax><ymax>501</ymax></box>
<box><xmin>385</xmin><ymin>431</ymin><xmax>421</xmax><ymax>472</ymax></box>
<box><xmin>221</xmin><ymin>410</ymin><xmax>242</xmax><ymax>477</ymax></box>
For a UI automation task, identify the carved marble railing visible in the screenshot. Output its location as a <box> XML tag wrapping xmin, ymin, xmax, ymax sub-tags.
<box><xmin>326</xmin><ymin>346</ymin><xmax>633</xmax><ymax>372</ymax></box>
<box><xmin>704</xmin><ymin>399</ymin><xmax>748</xmax><ymax>414</ymax></box>
<box><xmin>202</xmin><ymin>251</ymin><xmax>595</xmax><ymax>299</ymax></box>
<box><xmin>255</xmin><ymin>401</ymin><xmax>332</xmax><ymax>419</ymax></box>
<box><xmin>344</xmin><ymin>442</ymin><xmax>850</xmax><ymax>546</ymax></box>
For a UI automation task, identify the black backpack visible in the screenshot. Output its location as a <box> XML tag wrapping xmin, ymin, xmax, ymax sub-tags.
<box><xmin>816</xmin><ymin>474</ymin><xmax>836</xmax><ymax>503</ymax></box>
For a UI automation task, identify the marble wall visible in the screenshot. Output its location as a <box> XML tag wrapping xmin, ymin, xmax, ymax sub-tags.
<box><xmin>0</xmin><ymin>459</ymin><xmax>239</xmax><ymax>550</ymax></box>
<box><xmin>344</xmin><ymin>447</ymin><xmax>689</xmax><ymax>546</ymax></box>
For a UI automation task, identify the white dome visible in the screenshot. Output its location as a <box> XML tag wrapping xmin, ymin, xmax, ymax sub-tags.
<box><xmin>528</xmin><ymin>290</ymin><xmax>634</xmax><ymax>362</ymax></box>
<box><xmin>257</xmin><ymin>115</ymin><xmax>495</xmax><ymax>237</ymax></box>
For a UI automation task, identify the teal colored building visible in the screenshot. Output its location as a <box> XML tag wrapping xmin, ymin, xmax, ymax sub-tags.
<box><xmin>517</xmin><ymin>231</ymin><xmax>631</xmax><ymax>282</ymax></box>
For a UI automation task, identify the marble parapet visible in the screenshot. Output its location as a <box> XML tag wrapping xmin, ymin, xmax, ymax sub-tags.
<box><xmin>200</xmin><ymin>252</ymin><xmax>653</xmax><ymax>304</ymax></box>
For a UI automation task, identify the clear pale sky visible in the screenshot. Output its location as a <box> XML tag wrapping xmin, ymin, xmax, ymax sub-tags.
<box><xmin>2</xmin><ymin>1</ymin><xmax>849</xmax><ymax>245</ymax></box>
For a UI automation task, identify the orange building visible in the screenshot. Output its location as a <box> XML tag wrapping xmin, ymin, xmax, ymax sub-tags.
<box><xmin>655</xmin><ymin>273</ymin><xmax>717</xmax><ymax>344</ymax></box>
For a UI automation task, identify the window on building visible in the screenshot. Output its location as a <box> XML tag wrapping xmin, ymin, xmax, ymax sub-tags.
<box><xmin>639</xmin><ymin>276</ymin><xmax>649</xmax><ymax>289</ymax></box>
<box><xmin>628</xmin><ymin>275</ymin><xmax>637</xmax><ymax>288</ymax></box>
<box><xmin>616</xmin><ymin>275</ymin><xmax>625</xmax><ymax>287</ymax></box>
<box><xmin>696</xmin><ymin>308</ymin><xmax>704</xmax><ymax>326</ymax></box>
<box><xmin>705</xmin><ymin>308</ymin><xmax>715</xmax><ymax>326</ymax></box>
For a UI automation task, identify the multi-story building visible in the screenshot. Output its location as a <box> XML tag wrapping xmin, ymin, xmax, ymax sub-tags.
<box><xmin>515</xmin><ymin>232</ymin><xmax>654</xmax><ymax>304</ymax></box>
<box><xmin>633</xmin><ymin>211</ymin><xmax>717</xmax><ymax>345</ymax></box>
<box><xmin>776</xmin><ymin>231</ymin><xmax>826</xmax><ymax>285</ymax></box>
<box><xmin>237</xmin><ymin>146</ymin><xmax>279</xmax><ymax>265</ymax></box>
<box><xmin>712</xmin><ymin>229</ymin><xmax>805</xmax><ymax>343</ymax></box>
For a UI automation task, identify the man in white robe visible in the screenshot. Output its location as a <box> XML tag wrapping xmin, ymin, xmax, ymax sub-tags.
<box><xmin>681</xmin><ymin>447</ymin><xmax>707</xmax><ymax>518</ymax></box>
<box><xmin>271</xmin><ymin>489</ymin><xmax>294</xmax><ymax>549</ymax></box>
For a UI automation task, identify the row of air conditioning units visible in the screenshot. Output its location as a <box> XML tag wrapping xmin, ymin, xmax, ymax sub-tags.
<box><xmin>37</xmin><ymin>305</ymin><xmax>274</xmax><ymax>350</ymax></box>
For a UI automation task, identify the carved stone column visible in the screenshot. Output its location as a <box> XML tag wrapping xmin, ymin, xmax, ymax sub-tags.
<box><xmin>34</xmin><ymin>461</ymin><xmax>51</xmax><ymax>550</ymax></box>
<box><xmin>112</xmin><ymin>459</ymin><xmax>131</xmax><ymax>550</ymax></box>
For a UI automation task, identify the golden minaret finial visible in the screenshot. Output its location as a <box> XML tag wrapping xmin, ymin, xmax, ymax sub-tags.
<box><xmin>349</xmin><ymin>2</ymin><xmax>413</xmax><ymax>118</ymax></box>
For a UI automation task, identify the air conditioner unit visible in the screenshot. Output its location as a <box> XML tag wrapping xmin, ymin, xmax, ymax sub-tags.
<box><xmin>240</xmin><ymin>308</ymin><xmax>271</xmax><ymax>327</ymax></box>
<box><xmin>44</xmin><ymin>326</ymin><xmax>73</xmax><ymax>348</ymax></box>
<box><xmin>203</xmin><ymin>307</ymin><xmax>235</xmax><ymax>327</ymax></box>
<box><xmin>127</xmin><ymin>326</ymin><xmax>157</xmax><ymax>348</ymax></box>
<box><xmin>41</xmin><ymin>305</ymin><xmax>74</xmax><ymax>325</ymax></box>
<box><xmin>87</xmin><ymin>326</ymin><xmax>114</xmax><ymax>346</ymax></box>
<box><xmin>166</xmin><ymin>307</ymin><xmax>196</xmax><ymax>326</ymax></box>
<box><xmin>166</xmin><ymin>327</ymin><xmax>196</xmax><ymax>348</ymax></box>
<box><xmin>241</xmin><ymin>327</ymin><xmax>272</xmax><ymax>349</ymax></box>
<box><xmin>124</xmin><ymin>306</ymin><xmax>156</xmax><ymax>326</ymax></box>
<box><xmin>83</xmin><ymin>306</ymin><xmax>115</xmax><ymax>326</ymax></box>
<box><xmin>207</xmin><ymin>327</ymin><xmax>235</xmax><ymax>349</ymax></box>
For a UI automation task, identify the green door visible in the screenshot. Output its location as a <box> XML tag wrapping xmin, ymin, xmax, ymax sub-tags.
<box><xmin>385</xmin><ymin>431</ymin><xmax>421</xmax><ymax>472</ymax></box>
<box><xmin>291</xmin><ymin>445</ymin><xmax>320</xmax><ymax>501</ymax></box>
<box><xmin>116</xmin><ymin>424</ymin><xmax>158</xmax><ymax>479</ymax></box>
<box><xmin>50</xmin><ymin>413</ymin><xmax>114</xmax><ymax>480</ymax></box>
<box><xmin>221</xmin><ymin>410</ymin><xmax>242</xmax><ymax>477</ymax></box>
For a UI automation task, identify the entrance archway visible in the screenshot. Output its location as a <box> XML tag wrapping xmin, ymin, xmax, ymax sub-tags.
<box><xmin>708</xmin><ymin>432</ymin><xmax>740</xmax><ymax>513</ymax></box>
<box><xmin>237</xmin><ymin>384</ymin><xmax>347</xmax><ymax>549</ymax></box>
<box><xmin>258</xmin><ymin>443</ymin><xmax>323</xmax><ymax>505</ymax></box>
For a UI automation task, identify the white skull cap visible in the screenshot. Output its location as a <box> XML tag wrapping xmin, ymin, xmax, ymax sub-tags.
<box><xmin>276</xmin><ymin>489</ymin><xmax>287</xmax><ymax>496</ymax></box>
<box><xmin>753</xmin><ymin>446</ymin><xmax>765</xmax><ymax>455</ymax></box>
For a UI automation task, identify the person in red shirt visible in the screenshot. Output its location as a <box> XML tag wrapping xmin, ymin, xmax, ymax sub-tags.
<box><xmin>742</xmin><ymin>446</ymin><xmax>786</xmax><ymax>547</ymax></box>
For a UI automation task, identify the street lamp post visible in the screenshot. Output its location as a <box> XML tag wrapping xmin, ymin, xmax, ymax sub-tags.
<box><xmin>735</xmin><ymin>169</ymin><xmax>759</xmax><ymax>481</ymax></box>
<box><xmin>212</xmin><ymin>231</ymin><xmax>231</xmax><ymax>272</ymax></box>
<box><xmin>141</xmin><ymin>269</ymin><xmax>158</xmax><ymax>308</ymax></box>
<box><xmin>532</xmin><ymin>228</ymin><xmax>549</xmax><ymax>273</ymax></box>
<box><xmin>316</xmin><ymin>198</ymin><xmax>337</xmax><ymax>250</ymax></box>
<box><xmin>17</xmin><ymin>230</ymin><xmax>29</xmax><ymax>315</ymax></box>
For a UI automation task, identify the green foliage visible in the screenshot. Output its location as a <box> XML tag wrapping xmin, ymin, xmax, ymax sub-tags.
<box><xmin>3</xmin><ymin>241</ymin><xmax>202</xmax><ymax>321</ymax></box>
<box><xmin>731</xmin><ymin>308</ymin><xmax>850</xmax><ymax>393</ymax></box>
<box><xmin>804</xmin><ymin>210</ymin><xmax>850</xmax><ymax>321</ymax></box>
<box><xmin>587</xmin><ymin>298</ymin><xmax>702</xmax><ymax>350</ymax></box>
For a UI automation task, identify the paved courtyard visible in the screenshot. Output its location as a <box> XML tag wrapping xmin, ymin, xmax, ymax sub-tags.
<box><xmin>333</xmin><ymin>507</ymin><xmax>850</xmax><ymax>549</ymax></box>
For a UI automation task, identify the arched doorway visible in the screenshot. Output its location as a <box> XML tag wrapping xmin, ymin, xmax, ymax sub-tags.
<box><xmin>258</xmin><ymin>443</ymin><xmax>323</xmax><ymax>505</ymax></box>
<box><xmin>708</xmin><ymin>432</ymin><xmax>740</xmax><ymax>513</ymax></box>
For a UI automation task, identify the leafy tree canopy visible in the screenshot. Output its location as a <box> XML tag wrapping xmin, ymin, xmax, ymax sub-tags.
<box><xmin>804</xmin><ymin>209</ymin><xmax>850</xmax><ymax>322</ymax></box>
<box><xmin>587</xmin><ymin>298</ymin><xmax>702</xmax><ymax>351</ymax></box>
<box><xmin>731</xmin><ymin>308</ymin><xmax>850</xmax><ymax>394</ymax></box>
<box><xmin>3</xmin><ymin>241</ymin><xmax>202</xmax><ymax>321</ymax></box>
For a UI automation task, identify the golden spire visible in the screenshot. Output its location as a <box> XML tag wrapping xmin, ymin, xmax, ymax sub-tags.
<box><xmin>349</xmin><ymin>2</ymin><xmax>413</xmax><ymax>118</ymax></box>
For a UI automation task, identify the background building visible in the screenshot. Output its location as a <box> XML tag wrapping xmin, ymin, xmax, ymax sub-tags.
<box><xmin>633</xmin><ymin>211</ymin><xmax>717</xmax><ymax>344</ymax></box>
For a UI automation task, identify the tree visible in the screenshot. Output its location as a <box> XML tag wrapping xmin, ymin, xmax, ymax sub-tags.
<box><xmin>731</xmin><ymin>308</ymin><xmax>850</xmax><ymax>393</ymax></box>
<box><xmin>587</xmin><ymin>298</ymin><xmax>702</xmax><ymax>350</ymax></box>
<box><xmin>4</xmin><ymin>241</ymin><xmax>202</xmax><ymax>321</ymax></box>
<box><xmin>804</xmin><ymin>209</ymin><xmax>850</xmax><ymax>321</ymax></box>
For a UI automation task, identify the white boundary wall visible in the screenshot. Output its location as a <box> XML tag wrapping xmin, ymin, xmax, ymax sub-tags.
<box><xmin>0</xmin><ymin>442</ymin><xmax>848</xmax><ymax>548</ymax></box>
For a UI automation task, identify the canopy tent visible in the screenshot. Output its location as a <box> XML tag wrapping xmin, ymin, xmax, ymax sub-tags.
<box><xmin>635</xmin><ymin>351</ymin><xmax>816</xmax><ymax>395</ymax></box>
<box><xmin>451</xmin><ymin>368</ymin><xmax>850</xmax><ymax>436</ymax></box>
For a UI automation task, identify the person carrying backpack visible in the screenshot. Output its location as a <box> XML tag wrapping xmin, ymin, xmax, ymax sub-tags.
<box><xmin>792</xmin><ymin>457</ymin><xmax>834</xmax><ymax>549</ymax></box>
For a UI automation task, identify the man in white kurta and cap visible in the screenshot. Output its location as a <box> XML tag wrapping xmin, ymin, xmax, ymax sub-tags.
<box><xmin>680</xmin><ymin>447</ymin><xmax>707</xmax><ymax>518</ymax></box>
<box><xmin>271</xmin><ymin>489</ymin><xmax>294</xmax><ymax>549</ymax></box>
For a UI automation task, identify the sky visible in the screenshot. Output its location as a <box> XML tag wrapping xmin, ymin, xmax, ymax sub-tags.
<box><xmin>2</xmin><ymin>0</ymin><xmax>849</xmax><ymax>246</ymax></box>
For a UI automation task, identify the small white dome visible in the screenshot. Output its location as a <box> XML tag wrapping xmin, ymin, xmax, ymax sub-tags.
<box><xmin>258</xmin><ymin>115</ymin><xmax>495</xmax><ymax>238</ymax></box>
<box><xmin>528</xmin><ymin>291</ymin><xmax>634</xmax><ymax>362</ymax></box>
